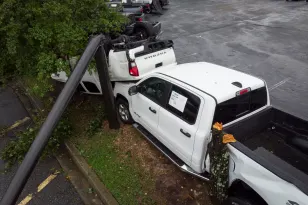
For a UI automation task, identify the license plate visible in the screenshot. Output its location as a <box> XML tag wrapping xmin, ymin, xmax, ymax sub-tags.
<box><xmin>111</xmin><ymin>4</ymin><xmax>117</xmax><ymax>7</ymax></box>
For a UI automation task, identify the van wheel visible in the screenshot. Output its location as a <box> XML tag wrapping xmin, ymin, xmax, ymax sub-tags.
<box><xmin>222</xmin><ymin>197</ymin><xmax>255</xmax><ymax>205</ymax></box>
<box><xmin>116</xmin><ymin>98</ymin><xmax>133</xmax><ymax>124</ymax></box>
<box><xmin>133</xmin><ymin>22</ymin><xmax>155</xmax><ymax>40</ymax></box>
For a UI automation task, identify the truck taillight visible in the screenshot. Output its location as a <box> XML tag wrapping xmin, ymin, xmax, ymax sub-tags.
<box><xmin>236</xmin><ymin>88</ymin><xmax>251</xmax><ymax>96</ymax></box>
<box><xmin>137</xmin><ymin>17</ymin><xmax>142</xmax><ymax>22</ymax></box>
<box><xmin>129</xmin><ymin>62</ymin><xmax>139</xmax><ymax>76</ymax></box>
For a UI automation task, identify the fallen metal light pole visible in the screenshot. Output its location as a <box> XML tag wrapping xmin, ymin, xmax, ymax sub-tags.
<box><xmin>95</xmin><ymin>43</ymin><xmax>120</xmax><ymax>129</ymax></box>
<box><xmin>0</xmin><ymin>34</ymin><xmax>120</xmax><ymax>205</ymax></box>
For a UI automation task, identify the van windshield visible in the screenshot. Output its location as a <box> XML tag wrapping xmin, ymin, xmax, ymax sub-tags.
<box><xmin>213</xmin><ymin>87</ymin><xmax>268</xmax><ymax>125</ymax></box>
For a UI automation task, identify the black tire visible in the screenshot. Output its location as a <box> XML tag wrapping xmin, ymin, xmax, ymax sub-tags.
<box><xmin>222</xmin><ymin>197</ymin><xmax>254</xmax><ymax>205</ymax></box>
<box><xmin>159</xmin><ymin>0</ymin><xmax>164</xmax><ymax>7</ymax></box>
<box><xmin>133</xmin><ymin>22</ymin><xmax>155</xmax><ymax>40</ymax></box>
<box><xmin>143</xmin><ymin>5</ymin><xmax>152</xmax><ymax>14</ymax></box>
<box><xmin>116</xmin><ymin>98</ymin><xmax>133</xmax><ymax>124</ymax></box>
<box><xmin>144</xmin><ymin>8</ymin><xmax>151</xmax><ymax>14</ymax></box>
<box><xmin>152</xmin><ymin>0</ymin><xmax>163</xmax><ymax>15</ymax></box>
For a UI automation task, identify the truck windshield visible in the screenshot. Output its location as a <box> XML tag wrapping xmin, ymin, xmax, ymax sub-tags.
<box><xmin>213</xmin><ymin>87</ymin><xmax>267</xmax><ymax>125</ymax></box>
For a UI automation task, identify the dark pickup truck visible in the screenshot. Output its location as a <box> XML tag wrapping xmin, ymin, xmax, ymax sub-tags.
<box><xmin>107</xmin><ymin>1</ymin><xmax>162</xmax><ymax>39</ymax></box>
<box><xmin>124</xmin><ymin>0</ymin><xmax>169</xmax><ymax>15</ymax></box>
<box><xmin>107</xmin><ymin>1</ymin><xmax>145</xmax><ymax>21</ymax></box>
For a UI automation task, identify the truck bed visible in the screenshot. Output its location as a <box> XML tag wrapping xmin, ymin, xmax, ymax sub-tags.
<box><xmin>224</xmin><ymin>107</ymin><xmax>308</xmax><ymax>195</ymax></box>
<box><xmin>243</xmin><ymin>127</ymin><xmax>308</xmax><ymax>175</ymax></box>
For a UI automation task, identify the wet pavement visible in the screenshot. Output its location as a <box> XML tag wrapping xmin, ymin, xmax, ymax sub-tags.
<box><xmin>149</xmin><ymin>0</ymin><xmax>308</xmax><ymax>120</ymax></box>
<box><xmin>0</xmin><ymin>87</ymin><xmax>83</xmax><ymax>205</ymax></box>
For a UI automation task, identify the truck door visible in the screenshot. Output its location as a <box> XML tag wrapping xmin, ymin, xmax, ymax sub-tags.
<box><xmin>131</xmin><ymin>77</ymin><xmax>170</xmax><ymax>136</ymax></box>
<box><xmin>157</xmin><ymin>84</ymin><xmax>201</xmax><ymax>167</ymax></box>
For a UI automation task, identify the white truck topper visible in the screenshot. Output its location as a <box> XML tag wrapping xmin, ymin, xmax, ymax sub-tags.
<box><xmin>51</xmin><ymin>39</ymin><xmax>176</xmax><ymax>94</ymax></box>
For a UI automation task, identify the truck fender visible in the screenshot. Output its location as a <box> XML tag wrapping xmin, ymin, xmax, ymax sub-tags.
<box><xmin>228</xmin><ymin>180</ymin><xmax>268</xmax><ymax>205</ymax></box>
<box><xmin>116</xmin><ymin>93</ymin><xmax>128</xmax><ymax>103</ymax></box>
<box><xmin>113</xmin><ymin>82</ymin><xmax>134</xmax><ymax>102</ymax></box>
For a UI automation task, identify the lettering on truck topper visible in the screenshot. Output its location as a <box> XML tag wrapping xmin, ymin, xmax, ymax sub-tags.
<box><xmin>144</xmin><ymin>51</ymin><xmax>167</xmax><ymax>60</ymax></box>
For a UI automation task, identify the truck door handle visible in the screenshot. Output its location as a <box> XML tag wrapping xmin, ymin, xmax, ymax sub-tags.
<box><xmin>155</xmin><ymin>62</ymin><xmax>163</xmax><ymax>68</ymax></box>
<box><xmin>149</xmin><ymin>107</ymin><xmax>156</xmax><ymax>114</ymax></box>
<box><xmin>180</xmin><ymin>129</ymin><xmax>191</xmax><ymax>138</ymax></box>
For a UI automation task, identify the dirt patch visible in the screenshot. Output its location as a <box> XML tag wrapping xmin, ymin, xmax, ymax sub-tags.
<box><xmin>114</xmin><ymin>125</ymin><xmax>213</xmax><ymax>205</ymax></box>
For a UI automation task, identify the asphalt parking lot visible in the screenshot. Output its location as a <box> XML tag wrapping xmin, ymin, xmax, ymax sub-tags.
<box><xmin>150</xmin><ymin>0</ymin><xmax>308</xmax><ymax>120</ymax></box>
<box><xmin>0</xmin><ymin>87</ymin><xmax>84</xmax><ymax>205</ymax></box>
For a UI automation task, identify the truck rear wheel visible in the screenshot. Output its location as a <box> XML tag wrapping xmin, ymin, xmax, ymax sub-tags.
<box><xmin>144</xmin><ymin>5</ymin><xmax>152</xmax><ymax>14</ymax></box>
<box><xmin>152</xmin><ymin>0</ymin><xmax>163</xmax><ymax>14</ymax></box>
<box><xmin>222</xmin><ymin>197</ymin><xmax>255</xmax><ymax>205</ymax></box>
<box><xmin>116</xmin><ymin>98</ymin><xmax>133</xmax><ymax>124</ymax></box>
<box><xmin>133</xmin><ymin>22</ymin><xmax>155</xmax><ymax>40</ymax></box>
<box><xmin>160</xmin><ymin>0</ymin><xmax>163</xmax><ymax>7</ymax></box>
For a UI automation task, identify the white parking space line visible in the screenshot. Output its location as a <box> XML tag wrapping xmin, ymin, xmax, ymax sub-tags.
<box><xmin>177</xmin><ymin>53</ymin><xmax>198</xmax><ymax>60</ymax></box>
<box><xmin>269</xmin><ymin>78</ymin><xmax>291</xmax><ymax>91</ymax></box>
<box><xmin>230</xmin><ymin>64</ymin><xmax>240</xmax><ymax>68</ymax></box>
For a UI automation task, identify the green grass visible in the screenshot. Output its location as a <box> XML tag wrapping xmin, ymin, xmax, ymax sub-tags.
<box><xmin>74</xmin><ymin>131</ymin><xmax>155</xmax><ymax>205</ymax></box>
<box><xmin>67</xmin><ymin>95</ymin><xmax>155</xmax><ymax>204</ymax></box>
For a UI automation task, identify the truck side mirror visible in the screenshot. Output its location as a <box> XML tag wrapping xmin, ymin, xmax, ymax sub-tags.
<box><xmin>128</xmin><ymin>85</ymin><xmax>138</xmax><ymax>96</ymax></box>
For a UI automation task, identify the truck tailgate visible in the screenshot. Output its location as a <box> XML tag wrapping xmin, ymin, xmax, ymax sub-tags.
<box><xmin>134</xmin><ymin>40</ymin><xmax>176</xmax><ymax>77</ymax></box>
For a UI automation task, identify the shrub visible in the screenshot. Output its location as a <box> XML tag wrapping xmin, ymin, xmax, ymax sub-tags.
<box><xmin>0</xmin><ymin>0</ymin><xmax>126</xmax><ymax>96</ymax></box>
<box><xmin>1</xmin><ymin>117</ymin><xmax>72</xmax><ymax>168</ymax></box>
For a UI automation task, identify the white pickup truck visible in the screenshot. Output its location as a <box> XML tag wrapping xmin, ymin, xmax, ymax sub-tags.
<box><xmin>51</xmin><ymin>39</ymin><xmax>176</xmax><ymax>94</ymax></box>
<box><xmin>113</xmin><ymin>62</ymin><xmax>308</xmax><ymax>205</ymax></box>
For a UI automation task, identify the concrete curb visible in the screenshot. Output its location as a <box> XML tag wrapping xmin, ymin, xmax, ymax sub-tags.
<box><xmin>56</xmin><ymin>150</ymin><xmax>103</xmax><ymax>205</ymax></box>
<box><xmin>65</xmin><ymin>141</ymin><xmax>119</xmax><ymax>205</ymax></box>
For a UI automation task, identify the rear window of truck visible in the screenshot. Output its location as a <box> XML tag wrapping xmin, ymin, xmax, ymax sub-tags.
<box><xmin>213</xmin><ymin>87</ymin><xmax>267</xmax><ymax>124</ymax></box>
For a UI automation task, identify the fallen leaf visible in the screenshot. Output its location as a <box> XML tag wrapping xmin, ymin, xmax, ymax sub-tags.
<box><xmin>223</xmin><ymin>134</ymin><xmax>236</xmax><ymax>144</ymax></box>
<box><xmin>213</xmin><ymin>122</ymin><xmax>223</xmax><ymax>131</ymax></box>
